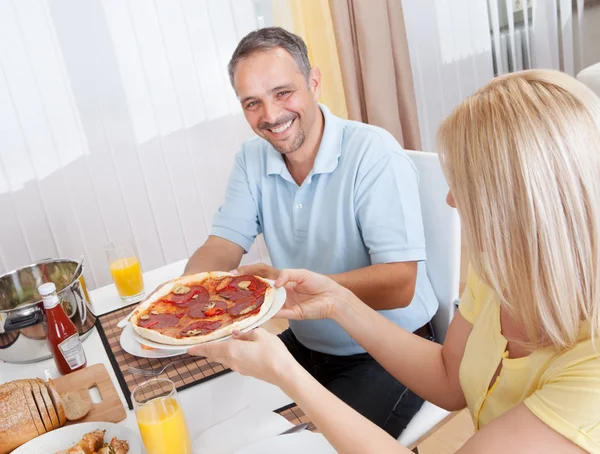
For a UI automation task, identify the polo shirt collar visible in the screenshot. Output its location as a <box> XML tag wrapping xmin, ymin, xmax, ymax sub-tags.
<box><xmin>266</xmin><ymin>103</ymin><xmax>343</xmax><ymax>177</ymax></box>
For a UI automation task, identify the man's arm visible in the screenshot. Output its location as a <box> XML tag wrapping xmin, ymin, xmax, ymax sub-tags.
<box><xmin>353</xmin><ymin>145</ymin><xmax>428</xmax><ymax>310</ymax></box>
<box><xmin>328</xmin><ymin>262</ymin><xmax>416</xmax><ymax>310</ymax></box>
<box><xmin>184</xmin><ymin>236</ymin><xmax>245</xmax><ymax>275</ymax></box>
<box><xmin>183</xmin><ymin>147</ymin><xmax>261</xmax><ymax>276</ymax></box>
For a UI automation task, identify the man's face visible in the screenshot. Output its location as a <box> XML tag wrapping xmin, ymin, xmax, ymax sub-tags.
<box><xmin>233</xmin><ymin>48</ymin><xmax>320</xmax><ymax>155</ymax></box>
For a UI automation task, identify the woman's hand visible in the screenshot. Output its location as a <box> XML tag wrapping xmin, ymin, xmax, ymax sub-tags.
<box><xmin>274</xmin><ymin>269</ymin><xmax>354</xmax><ymax>321</ymax></box>
<box><xmin>187</xmin><ymin>328</ymin><xmax>299</xmax><ymax>386</ymax></box>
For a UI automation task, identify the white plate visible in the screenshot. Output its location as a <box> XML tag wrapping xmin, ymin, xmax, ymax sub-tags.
<box><xmin>132</xmin><ymin>285</ymin><xmax>286</xmax><ymax>351</ymax></box>
<box><xmin>120</xmin><ymin>323</ymin><xmax>187</xmax><ymax>358</ymax></box>
<box><xmin>12</xmin><ymin>421</ymin><xmax>143</xmax><ymax>454</ymax></box>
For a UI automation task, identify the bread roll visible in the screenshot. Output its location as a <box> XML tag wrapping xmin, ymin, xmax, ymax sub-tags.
<box><xmin>37</xmin><ymin>378</ymin><xmax>59</xmax><ymax>429</ymax></box>
<box><xmin>11</xmin><ymin>380</ymin><xmax>46</xmax><ymax>435</ymax></box>
<box><xmin>46</xmin><ymin>379</ymin><xmax>67</xmax><ymax>426</ymax></box>
<box><xmin>29</xmin><ymin>379</ymin><xmax>53</xmax><ymax>432</ymax></box>
<box><xmin>61</xmin><ymin>391</ymin><xmax>91</xmax><ymax>421</ymax></box>
<box><xmin>0</xmin><ymin>386</ymin><xmax>38</xmax><ymax>454</ymax></box>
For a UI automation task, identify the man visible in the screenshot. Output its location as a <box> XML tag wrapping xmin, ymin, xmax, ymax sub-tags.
<box><xmin>184</xmin><ymin>27</ymin><xmax>437</xmax><ymax>437</ymax></box>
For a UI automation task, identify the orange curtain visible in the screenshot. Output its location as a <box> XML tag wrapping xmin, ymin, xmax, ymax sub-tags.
<box><xmin>273</xmin><ymin>0</ymin><xmax>348</xmax><ymax>119</ymax></box>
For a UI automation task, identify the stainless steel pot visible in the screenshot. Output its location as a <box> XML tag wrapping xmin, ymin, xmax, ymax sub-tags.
<box><xmin>0</xmin><ymin>258</ymin><xmax>97</xmax><ymax>363</ymax></box>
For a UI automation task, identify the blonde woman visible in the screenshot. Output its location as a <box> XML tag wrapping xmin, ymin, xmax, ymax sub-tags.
<box><xmin>189</xmin><ymin>70</ymin><xmax>600</xmax><ymax>453</ymax></box>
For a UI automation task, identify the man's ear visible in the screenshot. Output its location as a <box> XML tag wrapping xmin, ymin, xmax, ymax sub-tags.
<box><xmin>309</xmin><ymin>67</ymin><xmax>322</xmax><ymax>100</ymax></box>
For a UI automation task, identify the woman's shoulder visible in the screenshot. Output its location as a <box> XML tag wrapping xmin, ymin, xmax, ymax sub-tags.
<box><xmin>544</xmin><ymin>336</ymin><xmax>600</xmax><ymax>379</ymax></box>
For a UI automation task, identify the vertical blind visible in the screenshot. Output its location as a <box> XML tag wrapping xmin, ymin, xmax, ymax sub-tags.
<box><xmin>403</xmin><ymin>0</ymin><xmax>586</xmax><ymax>154</ymax></box>
<box><xmin>488</xmin><ymin>0</ymin><xmax>584</xmax><ymax>76</ymax></box>
<box><xmin>402</xmin><ymin>0</ymin><xmax>496</xmax><ymax>154</ymax></box>
<box><xmin>0</xmin><ymin>0</ymin><xmax>273</xmax><ymax>289</ymax></box>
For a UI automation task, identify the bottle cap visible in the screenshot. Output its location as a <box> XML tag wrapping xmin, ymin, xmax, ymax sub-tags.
<box><xmin>38</xmin><ymin>282</ymin><xmax>57</xmax><ymax>297</ymax></box>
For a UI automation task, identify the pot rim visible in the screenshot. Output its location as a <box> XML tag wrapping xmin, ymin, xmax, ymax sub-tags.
<box><xmin>0</xmin><ymin>257</ymin><xmax>84</xmax><ymax>314</ymax></box>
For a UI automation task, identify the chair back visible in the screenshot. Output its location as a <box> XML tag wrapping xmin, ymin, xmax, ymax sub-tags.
<box><xmin>577</xmin><ymin>62</ymin><xmax>600</xmax><ymax>98</ymax></box>
<box><xmin>405</xmin><ymin>150</ymin><xmax>461</xmax><ymax>342</ymax></box>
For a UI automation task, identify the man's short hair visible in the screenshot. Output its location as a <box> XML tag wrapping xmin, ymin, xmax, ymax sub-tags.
<box><xmin>228</xmin><ymin>27</ymin><xmax>311</xmax><ymax>86</ymax></box>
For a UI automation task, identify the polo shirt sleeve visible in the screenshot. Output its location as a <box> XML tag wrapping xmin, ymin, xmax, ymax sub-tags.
<box><xmin>211</xmin><ymin>151</ymin><xmax>261</xmax><ymax>252</ymax></box>
<box><xmin>355</xmin><ymin>148</ymin><xmax>427</xmax><ymax>265</ymax></box>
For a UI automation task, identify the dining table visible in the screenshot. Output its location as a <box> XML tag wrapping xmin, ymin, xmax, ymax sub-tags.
<box><xmin>0</xmin><ymin>259</ymin><xmax>336</xmax><ymax>453</ymax></box>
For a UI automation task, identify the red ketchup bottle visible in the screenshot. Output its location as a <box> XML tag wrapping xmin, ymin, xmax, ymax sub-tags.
<box><xmin>39</xmin><ymin>282</ymin><xmax>87</xmax><ymax>375</ymax></box>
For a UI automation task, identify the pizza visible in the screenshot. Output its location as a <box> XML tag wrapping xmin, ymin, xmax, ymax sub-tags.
<box><xmin>130</xmin><ymin>272</ymin><xmax>274</xmax><ymax>345</ymax></box>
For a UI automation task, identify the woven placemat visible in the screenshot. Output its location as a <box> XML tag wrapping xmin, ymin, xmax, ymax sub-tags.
<box><xmin>95</xmin><ymin>304</ymin><xmax>231</xmax><ymax>409</ymax></box>
<box><xmin>275</xmin><ymin>403</ymin><xmax>318</xmax><ymax>431</ymax></box>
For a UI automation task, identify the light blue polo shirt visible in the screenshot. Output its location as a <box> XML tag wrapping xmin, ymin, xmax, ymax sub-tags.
<box><xmin>212</xmin><ymin>104</ymin><xmax>438</xmax><ymax>355</ymax></box>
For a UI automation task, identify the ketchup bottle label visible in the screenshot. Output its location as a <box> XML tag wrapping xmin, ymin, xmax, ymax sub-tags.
<box><xmin>58</xmin><ymin>333</ymin><xmax>86</xmax><ymax>370</ymax></box>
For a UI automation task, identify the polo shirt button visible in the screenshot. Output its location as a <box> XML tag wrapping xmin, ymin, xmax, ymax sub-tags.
<box><xmin>296</xmin><ymin>203</ymin><xmax>303</xmax><ymax>209</ymax></box>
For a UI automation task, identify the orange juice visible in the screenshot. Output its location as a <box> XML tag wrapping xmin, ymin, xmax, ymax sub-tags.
<box><xmin>137</xmin><ymin>397</ymin><xmax>192</xmax><ymax>454</ymax></box>
<box><xmin>109</xmin><ymin>256</ymin><xmax>144</xmax><ymax>297</ymax></box>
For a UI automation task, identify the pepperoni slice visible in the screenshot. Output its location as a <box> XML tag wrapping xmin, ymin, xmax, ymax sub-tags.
<box><xmin>218</xmin><ymin>287</ymin><xmax>253</xmax><ymax>301</ymax></box>
<box><xmin>188</xmin><ymin>301</ymin><xmax>227</xmax><ymax>319</ymax></box>
<box><xmin>217</xmin><ymin>275</ymin><xmax>267</xmax><ymax>301</ymax></box>
<box><xmin>137</xmin><ymin>313</ymin><xmax>180</xmax><ymax>329</ymax></box>
<box><xmin>229</xmin><ymin>294</ymin><xmax>265</xmax><ymax>316</ymax></box>
<box><xmin>170</xmin><ymin>286</ymin><xmax>209</xmax><ymax>305</ymax></box>
<box><xmin>230</xmin><ymin>275</ymin><xmax>267</xmax><ymax>291</ymax></box>
<box><xmin>180</xmin><ymin>320</ymin><xmax>221</xmax><ymax>336</ymax></box>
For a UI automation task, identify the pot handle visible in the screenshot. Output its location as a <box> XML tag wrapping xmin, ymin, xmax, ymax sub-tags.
<box><xmin>71</xmin><ymin>283</ymin><xmax>87</xmax><ymax>324</ymax></box>
<box><xmin>4</xmin><ymin>307</ymin><xmax>43</xmax><ymax>332</ymax></box>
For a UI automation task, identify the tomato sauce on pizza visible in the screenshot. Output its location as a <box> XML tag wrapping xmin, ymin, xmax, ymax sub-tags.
<box><xmin>131</xmin><ymin>273</ymin><xmax>272</xmax><ymax>344</ymax></box>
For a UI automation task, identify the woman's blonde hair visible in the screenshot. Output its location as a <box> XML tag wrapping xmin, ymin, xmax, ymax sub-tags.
<box><xmin>438</xmin><ymin>70</ymin><xmax>600</xmax><ymax>350</ymax></box>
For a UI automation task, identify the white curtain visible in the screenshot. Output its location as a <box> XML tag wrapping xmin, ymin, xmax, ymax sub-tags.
<box><xmin>0</xmin><ymin>0</ymin><xmax>273</xmax><ymax>289</ymax></box>
<box><xmin>488</xmin><ymin>0</ymin><xmax>585</xmax><ymax>76</ymax></box>
<box><xmin>402</xmin><ymin>0</ymin><xmax>495</xmax><ymax>154</ymax></box>
<box><xmin>402</xmin><ymin>0</ymin><xmax>587</xmax><ymax>154</ymax></box>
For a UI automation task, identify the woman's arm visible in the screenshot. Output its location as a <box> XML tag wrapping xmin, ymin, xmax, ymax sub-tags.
<box><xmin>457</xmin><ymin>404</ymin><xmax>586</xmax><ymax>454</ymax></box>
<box><xmin>276</xmin><ymin>269</ymin><xmax>472</xmax><ymax>411</ymax></box>
<box><xmin>282</xmin><ymin>362</ymin><xmax>412</xmax><ymax>453</ymax></box>
<box><xmin>189</xmin><ymin>330</ymin><xmax>585</xmax><ymax>454</ymax></box>
<box><xmin>332</xmin><ymin>291</ymin><xmax>472</xmax><ymax>410</ymax></box>
<box><xmin>189</xmin><ymin>328</ymin><xmax>413</xmax><ymax>453</ymax></box>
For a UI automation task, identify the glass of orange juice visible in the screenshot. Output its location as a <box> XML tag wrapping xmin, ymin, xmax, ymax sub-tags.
<box><xmin>132</xmin><ymin>378</ymin><xmax>192</xmax><ymax>454</ymax></box>
<box><xmin>105</xmin><ymin>238</ymin><xmax>144</xmax><ymax>303</ymax></box>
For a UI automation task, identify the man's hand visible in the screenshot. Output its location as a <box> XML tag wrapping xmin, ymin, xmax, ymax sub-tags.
<box><xmin>233</xmin><ymin>262</ymin><xmax>279</xmax><ymax>280</ymax></box>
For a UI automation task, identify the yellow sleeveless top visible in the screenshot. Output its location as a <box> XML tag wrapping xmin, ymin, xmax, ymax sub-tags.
<box><xmin>459</xmin><ymin>269</ymin><xmax>600</xmax><ymax>452</ymax></box>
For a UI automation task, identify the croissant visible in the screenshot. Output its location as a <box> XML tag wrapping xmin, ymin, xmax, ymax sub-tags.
<box><xmin>65</xmin><ymin>430</ymin><xmax>105</xmax><ymax>454</ymax></box>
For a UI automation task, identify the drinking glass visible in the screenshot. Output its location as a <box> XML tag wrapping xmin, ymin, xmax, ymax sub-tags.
<box><xmin>132</xmin><ymin>378</ymin><xmax>192</xmax><ymax>454</ymax></box>
<box><xmin>105</xmin><ymin>238</ymin><xmax>144</xmax><ymax>303</ymax></box>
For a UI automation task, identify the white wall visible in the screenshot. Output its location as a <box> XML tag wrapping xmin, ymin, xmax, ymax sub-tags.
<box><xmin>575</xmin><ymin>3</ymin><xmax>600</xmax><ymax>70</ymax></box>
<box><xmin>0</xmin><ymin>0</ymin><xmax>271</xmax><ymax>289</ymax></box>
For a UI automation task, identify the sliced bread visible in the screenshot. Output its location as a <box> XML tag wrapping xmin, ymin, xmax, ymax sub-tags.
<box><xmin>61</xmin><ymin>391</ymin><xmax>91</xmax><ymax>421</ymax></box>
<box><xmin>37</xmin><ymin>378</ymin><xmax>59</xmax><ymax>429</ymax></box>
<box><xmin>45</xmin><ymin>379</ymin><xmax>67</xmax><ymax>427</ymax></box>
<box><xmin>0</xmin><ymin>387</ymin><xmax>39</xmax><ymax>454</ymax></box>
<box><xmin>28</xmin><ymin>379</ymin><xmax>53</xmax><ymax>432</ymax></box>
<box><xmin>11</xmin><ymin>380</ymin><xmax>46</xmax><ymax>436</ymax></box>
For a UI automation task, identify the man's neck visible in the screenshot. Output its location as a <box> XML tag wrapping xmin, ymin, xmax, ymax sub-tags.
<box><xmin>284</xmin><ymin>107</ymin><xmax>325</xmax><ymax>186</ymax></box>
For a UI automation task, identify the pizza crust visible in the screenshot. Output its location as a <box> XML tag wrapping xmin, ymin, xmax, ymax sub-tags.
<box><xmin>130</xmin><ymin>272</ymin><xmax>275</xmax><ymax>346</ymax></box>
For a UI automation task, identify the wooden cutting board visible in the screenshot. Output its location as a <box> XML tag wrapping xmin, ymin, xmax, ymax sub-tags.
<box><xmin>53</xmin><ymin>363</ymin><xmax>127</xmax><ymax>425</ymax></box>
